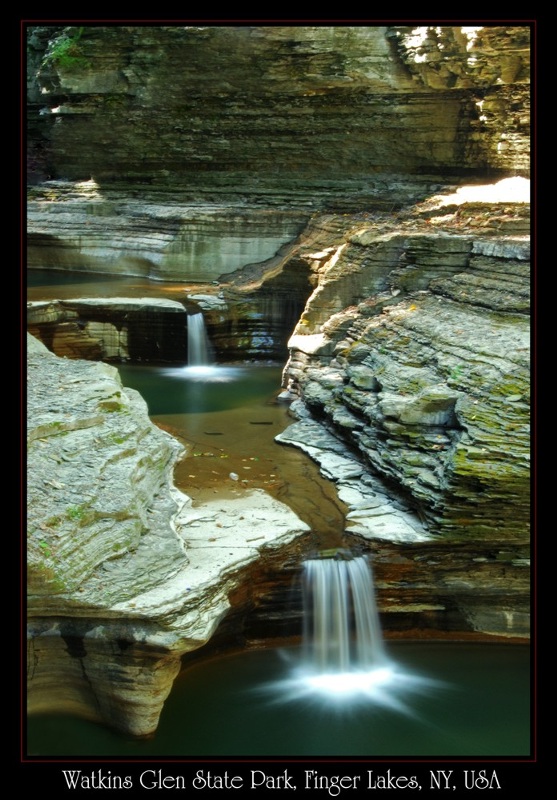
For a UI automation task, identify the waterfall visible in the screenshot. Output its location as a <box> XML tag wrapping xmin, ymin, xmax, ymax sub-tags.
<box><xmin>301</xmin><ymin>551</ymin><xmax>386</xmax><ymax>676</ymax></box>
<box><xmin>264</xmin><ymin>550</ymin><xmax>440</xmax><ymax>704</ymax></box>
<box><xmin>187</xmin><ymin>312</ymin><xmax>212</xmax><ymax>366</ymax></box>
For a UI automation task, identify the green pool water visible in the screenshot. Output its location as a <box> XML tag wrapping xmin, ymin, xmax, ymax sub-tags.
<box><xmin>27</xmin><ymin>642</ymin><xmax>530</xmax><ymax>757</ymax></box>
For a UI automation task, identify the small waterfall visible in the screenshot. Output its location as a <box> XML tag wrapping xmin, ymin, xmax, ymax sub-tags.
<box><xmin>264</xmin><ymin>549</ymin><xmax>440</xmax><ymax>704</ymax></box>
<box><xmin>302</xmin><ymin>551</ymin><xmax>386</xmax><ymax>675</ymax></box>
<box><xmin>187</xmin><ymin>312</ymin><xmax>212</xmax><ymax>366</ymax></box>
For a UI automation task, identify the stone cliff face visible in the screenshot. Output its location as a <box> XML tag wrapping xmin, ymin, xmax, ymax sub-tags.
<box><xmin>27</xmin><ymin>25</ymin><xmax>529</xmax><ymax>196</ymax></box>
<box><xmin>26</xmin><ymin>25</ymin><xmax>531</xmax><ymax>301</ymax></box>
<box><xmin>278</xmin><ymin>181</ymin><xmax>530</xmax><ymax>637</ymax></box>
<box><xmin>287</xmin><ymin>188</ymin><xmax>530</xmax><ymax>535</ymax></box>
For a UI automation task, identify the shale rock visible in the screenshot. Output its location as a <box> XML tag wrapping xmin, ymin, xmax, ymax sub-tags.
<box><xmin>27</xmin><ymin>25</ymin><xmax>529</xmax><ymax>197</ymax></box>
<box><xmin>279</xmin><ymin>184</ymin><xmax>530</xmax><ymax>637</ymax></box>
<box><xmin>27</xmin><ymin>334</ymin><xmax>310</xmax><ymax>735</ymax></box>
<box><xmin>27</xmin><ymin>183</ymin><xmax>308</xmax><ymax>281</ymax></box>
<box><xmin>27</xmin><ymin>297</ymin><xmax>188</xmax><ymax>362</ymax></box>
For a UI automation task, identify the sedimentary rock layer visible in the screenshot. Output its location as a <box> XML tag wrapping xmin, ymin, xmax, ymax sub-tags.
<box><xmin>27</xmin><ymin>25</ymin><xmax>529</xmax><ymax>197</ymax></box>
<box><xmin>27</xmin><ymin>297</ymin><xmax>189</xmax><ymax>361</ymax></box>
<box><xmin>27</xmin><ymin>180</ymin><xmax>309</xmax><ymax>280</ymax></box>
<box><xmin>27</xmin><ymin>334</ymin><xmax>310</xmax><ymax>734</ymax></box>
<box><xmin>278</xmin><ymin>184</ymin><xmax>530</xmax><ymax>637</ymax></box>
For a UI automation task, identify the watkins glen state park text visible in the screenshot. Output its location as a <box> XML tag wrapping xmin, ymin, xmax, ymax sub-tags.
<box><xmin>61</xmin><ymin>769</ymin><xmax>502</xmax><ymax>793</ymax></box>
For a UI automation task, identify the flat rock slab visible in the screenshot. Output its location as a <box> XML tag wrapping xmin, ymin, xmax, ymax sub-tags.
<box><xmin>177</xmin><ymin>489</ymin><xmax>310</xmax><ymax>583</ymax></box>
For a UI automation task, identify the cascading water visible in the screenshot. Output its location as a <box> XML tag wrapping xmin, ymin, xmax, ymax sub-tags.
<box><xmin>166</xmin><ymin>308</ymin><xmax>244</xmax><ymax>388</ymax></box>
<box><xmin>302</xmin><ymin>551</ymin><xmax>386</xmax><ymax>675</ymax></box>
<box><xmin>295</xmin><ymin>549</ymin><xmax>397</xmax><ymax>697</ymax></box>
<box><xmin>187</xmin><ymin>312</ymin><xmax>212</xmax><ymax>366</ymax></box>
<box><xmin>264</xmin><ymin>548</ymin><xmax>442</xmax><ymax>707</ymax></box>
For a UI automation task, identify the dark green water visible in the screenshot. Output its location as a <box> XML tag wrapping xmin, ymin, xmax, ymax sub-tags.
<box><xmin>27</xmin><ymin>642</ymin><xmax>530</xmax><ymax>757</ymax></box>
<box><xmin>117</xmin><ymin>363</ymin><xmax>283</xmax><ymax>416</ymax></box>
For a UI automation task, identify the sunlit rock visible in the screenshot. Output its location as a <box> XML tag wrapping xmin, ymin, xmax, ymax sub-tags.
<box><xmin>27</xmin><ymin>335</ymin><xmax>309</xmax><ymax>735</ymax></box>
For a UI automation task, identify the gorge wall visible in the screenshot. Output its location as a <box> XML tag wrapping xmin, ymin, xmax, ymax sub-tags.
<box><xmin>27</xmin><ymin>25</ymin><xmax>529</xmax><ymax>196</ymax></box>
<box><xmin>277</xmin><ymin>187</ymin><xmax>530</xmax><ymax>639</ymax></box>
<box><xmin>26</xmin><ymin>24</ymin><xmax>531</xmax><ymax>738</ymax></box>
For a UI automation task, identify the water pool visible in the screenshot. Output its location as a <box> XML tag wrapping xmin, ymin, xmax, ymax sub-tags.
<box><xmin>27</xmin><ymin>641</ymin><xmax>530</xmax><ymax>757</ymax></box>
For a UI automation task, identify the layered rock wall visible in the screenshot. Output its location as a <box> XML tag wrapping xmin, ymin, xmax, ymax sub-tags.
<box><xmin>278</xmin><ymin>185</ymin><xmax>530</xmax><ymax>637</ymax></box>
<box><xmin>27</xmin><ymin>297</ymin><xmax>188</xmax><ymax>361</ymax></box>
<box><xmin>27</xmin><ymin>334</ymin><xmax>310</xmax><ymax>734</ymax></box>
<box><xmin>27</xmin><ymin>25</ymin><xmax>530</xmax><ymax>198</ymax></box>
<box><xmin>25</xmin><ymin>25</ymin><xmax>531</xmax><ymax>737</ymax></box>
<box><xmin>26</xmin><ymin>290</ymin><xmax>312</xmax><ymax>364</ymax></box>
<box><xmin>27</xmin><ymin>180</ymin><xmax>309</xmax><ymax>280</ymax></box>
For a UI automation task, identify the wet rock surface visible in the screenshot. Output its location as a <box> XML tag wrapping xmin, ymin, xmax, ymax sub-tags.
<box><xmin>27</xmin><ymin>183</ymin><xmax>309</xmax><ymax>281</ymax></box>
